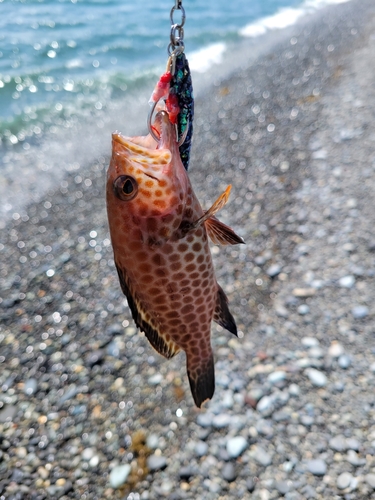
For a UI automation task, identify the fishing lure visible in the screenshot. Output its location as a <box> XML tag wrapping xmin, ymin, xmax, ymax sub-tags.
<box><xmin>148</xmin><ymin>1</ymin><xmax>194</xmax><ymax>170</ymax></box>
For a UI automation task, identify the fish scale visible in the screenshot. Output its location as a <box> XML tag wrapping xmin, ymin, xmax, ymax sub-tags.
<box><xmin>106</xmin><ymin>111</ymin><xmax>243</xmax><ymax>407</ymax></box>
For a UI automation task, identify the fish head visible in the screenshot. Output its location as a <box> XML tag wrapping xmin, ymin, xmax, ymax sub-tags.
<box><xmin>106</xmin><ymin>111</ymin><xmax>188</xmax><ymax>244</ymax></box>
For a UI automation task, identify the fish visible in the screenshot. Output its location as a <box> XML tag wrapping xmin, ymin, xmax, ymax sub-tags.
<box><xmin>106</xmin><ymin>110</ymin><xmax>244</xmax><ymax>408</ymax></box>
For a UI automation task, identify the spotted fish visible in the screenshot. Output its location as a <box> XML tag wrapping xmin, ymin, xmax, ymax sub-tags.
<box><xmin>106</xmin><ymin>111</ymin><xmax>244</xmax><ymax>408</ymax></box>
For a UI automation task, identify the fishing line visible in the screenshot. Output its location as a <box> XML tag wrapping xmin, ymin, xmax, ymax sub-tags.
<box><xmin>148</xmin><ymin>0</ymin><xmax>194</xmax><ymax>171</ymax></box>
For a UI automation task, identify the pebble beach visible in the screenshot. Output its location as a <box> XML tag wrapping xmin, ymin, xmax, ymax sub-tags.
<box><xmin>2</xmin><ymin>0</ymin><xmax>375</xmax><ymax>498</ymax></box>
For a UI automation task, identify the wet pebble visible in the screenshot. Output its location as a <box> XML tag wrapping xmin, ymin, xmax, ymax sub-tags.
<box><xmin>226</xmin><ymin>436</ymin><xmax>248</xmax><ymax>458</ymax></box>
<box><xmin>147</xmin><ymin>454</ymin><xmax>167</xmax><ymax>472</ymax></box>
<box><xmin>338</xmin><ymin>354</ymin><xmax>351</xmax><ymax>369</ymax></box>
<box><xmin>338</xmin><ymin>275</ymin><xmax>355</xmax><ymax>288</ymax></box>
<box><xmin>24</xmin><ymin>378</ymin><xmax>38</xmax><ymax>395</ymax></box>
<box><xmin>257</xmin><ymin>395</ymin><xmax>274</xmax><ymax>416</ymax></box>
<box><xmin>307</xmin><ymin>459</ymin><xmax>327</xmax><ymax>476</ymax></box>
<box><xmin>298</xmin><ymin>304</ymin><xmax>310</xmax><ymax>315</ymax></box>
<box><xmin>365</xmin><ymin>474</ymin><xmax>375</xmax><ymax>489</ymax></box>
<box><xmin>337</xmin><ymin>472</ymin><xmax>352</xmax><ymax>489</ymax></box>
<box><xmin>212</xmin><ymin>413</ymin><xmax>231</xmax><ymax>428</ymax></box>
<box><xmin>328</xmin><ymin>342</ymin><xmax>344</xmax><ymax>358</ymax></box>
<box><xmin>109</xmin><ymin>464</ymin><xmax>131</xmax><ymax>489</ymax></box>
<box><xmin>352</xmin><ymin>305</ymin><xmax>369</xmax><ymax>319</ymax></box>
<box><xmin>329</xmin><ymin>435</ymin><xmax>347</xmax><ymax>452</ymax></box>
<box><xmin>250</xmin><ymin>446</ymin><xmax>272</xmax><ymax>466</ymax></box>
<box><xmin>222</xmin><ymin>462</ymin><xmax>237</xmax><ymax>482</ymax></box>
<box><xmin>267</xmin><ymin>264</ymin><xmax>282</xmax><ymax>277</ymax></box>
<box><xmin>195</xmin><ymin>441</ymin><xmax>208</xmax><ymax>457</ymax></box>
<box><xmin>268</xmin><ymin>370</ymin><xmax>286</xmax><ymax>384</ymax></box>
<box><xmin>306</xmin><ymin>368</ymin><xmax>327</xmax><ymax>387</ymax></box>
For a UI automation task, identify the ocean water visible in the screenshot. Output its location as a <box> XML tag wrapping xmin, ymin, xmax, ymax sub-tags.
<box><xmin>0</xmin><ymin>0</ymin><xmax>350</xmax><ymax>218</ymax></box>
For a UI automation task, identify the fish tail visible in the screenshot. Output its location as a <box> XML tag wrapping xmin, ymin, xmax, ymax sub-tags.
<box><xmin>186</xmin><ymin>351</ymin><xmax>215</xmax><ymax>408</ymax></box>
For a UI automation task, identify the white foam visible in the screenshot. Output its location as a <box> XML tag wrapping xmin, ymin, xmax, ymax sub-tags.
<box><xmin>188</xmin><ymin>42</ymin><xmax>227</xmax><ymax>73</ymax></box>
<box><xmin>240</xmin><ymin>0</ymin><xmax>351</xmax><ymax>38</ymax></box>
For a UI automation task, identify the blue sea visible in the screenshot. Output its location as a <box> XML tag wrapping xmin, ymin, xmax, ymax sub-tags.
<box><xmin>0</xmin><ymin>0</ymin><xmax>350</xmax><ymax>218</ymax></box>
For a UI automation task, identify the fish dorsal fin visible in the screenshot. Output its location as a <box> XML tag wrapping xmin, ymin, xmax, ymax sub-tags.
<box><xmin>213</xmin><ymin>285</ymin><xmax>238</xmax><ymax>336</ymax></box>
<box><xmin>205</xmin><ymin>216</ymin><xmax>244</xmax><ymax>245</ymax></box>
<box><xmin>115</xmin><ymin>262</ymin><xmax>180</xmax><ymax>359</ymax></box>
<box><xmin>191</xmin><ymin>185</ymin><xmax>232</xmax><ymax>230</ymax></box>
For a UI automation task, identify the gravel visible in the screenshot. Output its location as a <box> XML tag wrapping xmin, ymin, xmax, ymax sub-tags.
<box><xmin>1</xmin><ymin>0</ymin><xmax>375</xmax><ymax>498</ymax></box>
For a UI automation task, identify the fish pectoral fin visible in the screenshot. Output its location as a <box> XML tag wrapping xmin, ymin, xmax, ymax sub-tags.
<box><xmin>190</xmin><ymin>185</ymin><xmax>232</xmax><ymax>231</ymax></box>
<box><xmin>115</xmin><ymin>262</ymin><xmax>180</xmax><ymax>359</ymax></box>
<box><xmin>213</xmin><ymin>284</ymin><xmax>238</xmax><ymax>336</ymax></box>
<box><xmin>205</xmin><ymin>216</ymin><xmax>244</xmax><ymax>245</ymax></box>
<box><xmin>186</xmin><ymin>351</ymin><xmax>215</xmax><ymax>408</ymax></box>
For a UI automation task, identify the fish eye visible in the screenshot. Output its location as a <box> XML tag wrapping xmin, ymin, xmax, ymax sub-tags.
<box><xmin>113</xmin><ymin>175</ymin><xmax>138</xmax><ymax>201</ymax></box>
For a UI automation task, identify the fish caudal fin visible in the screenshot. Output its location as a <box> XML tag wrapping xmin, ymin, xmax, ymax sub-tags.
<box><xmin>214</xmin><ymin>285</ymin><xmax>238</xmax><ymax>336</ymax></box>
<box><xmin>186</xmin><ymin>352</ymin><xmax>215</xmax><ymax>408</ymax></box>
<box><xmin>205</xmin><ymin>216</ymin><xmax>244</xmax><ymax>245</ymax></box>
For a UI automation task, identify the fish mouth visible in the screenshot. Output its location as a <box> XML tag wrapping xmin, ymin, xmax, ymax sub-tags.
<box><xmin>112</xmin><ymin>119</ymin><xmax>173</xmax><ymax>173</ymax></box>
<box><xmin>153</xmin><ymin>110</ymin><xmax>177</xmax><ymax>150</ymax></box>
<box><xmin>112</xmin><ymin>110</ymin><xmax>176</xmax><ymax>168</ymax></box>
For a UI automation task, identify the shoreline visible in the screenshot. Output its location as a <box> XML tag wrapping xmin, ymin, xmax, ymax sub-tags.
<box><xmin>2</xmin><ymin>0</ymin><xmax>375</xmax><ymax>498</ymax></box>
<box><xmin>0</xmin><ymin>0</ymin><xmax>359</xmax><ymax>222</ymax></box>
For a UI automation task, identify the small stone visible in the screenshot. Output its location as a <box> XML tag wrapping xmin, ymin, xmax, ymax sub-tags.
<box><xmin>300</xmin><ymin>415</ymin><xmax>314</xmax><ymax>427</ymax></box>
<box><xmin>147</xmin><ymin>454</ymin><xmax>167</xmax><ymax>472</ymax></box>
<box><xmin>86</xmin><ymin>350</ymin><xmax>104</xmax><ymax>367</ymax></box>
<box><xmin>302</xmin><ymin>337</ymin><xmax>319</xmax><ymax>348</ymax></box>
<box><xmin>222</xmin><ymin>462</ymin><xmax>237</xmax><ymax>482</ymax></box>
<box><xmin>109</xmin><ymin>464</ymin><xmax>131</xmax><ymax>488</ymax></box>
<box><xmin>338</xmin><ymin>354</ymin><xmax>351</xmax><ymax>369</ymax></box>
<box><xmin>329</xmin><ymin>435</ymin><xmax>347</xmax><ymax>452</ymax></box>
<box><xmin>336</xmin><ymin>472</ymin><xmax>353</xmax><ymax>490</ymax></box>
<box><xmin>309</xmin><ymin>346</ymin><xmax>324</xmax><ymax>358</ymax></box>
<box><xmin>251</xmin><ymin>446</ymin><xmax>272</xmax><ymax>467</ymax></box>
<box><xmin>267</xmin><ymin>264</ymin><xmax>282</xmax><ymax>277</ymax></box>
<box><xmin>246</xmin><ymin>478</ymin><xmax>256</xmax><ymax>492</ymax></box>
<box><xmin>24</xmin><ymin>378</ymin><xmax>38</xmax><ymax>395</ymax></box>
<box><xmin>59</xmin><ymin>385</ymin><xmax>77</xmax><ymax>404</ymax></box>
<box><xmin>306</xmin><ymin>368</ymin><xmax>327</xmax><ymax>387</ymax></box>
<box><xmin>267</xmin><ymin>371</ymin><xmax>286</xmax><ymax>384</ymax></box>
<box><xmin>148</xmin><ymin>373</ymin><xmax>163</xmax><ymax>385</ymax></box>
<box><xmin>89</xmin><ymin>455</ymin><xmax>100</xmax><ymax>467</ymax></box>
<box><xmin>16</xmin><ymin>447</ymin><xmax>27</xmax><ymax>459</ymax></box>
<box><xmin>365</xmin><ymin>474</ymin><xmax>375</xmax><ymax>489</ymax></box>
<box><xmin>197</xmin><ymin>413</ymin><xmax>213</xmax><ymax>427</ymax></box>
<box><xmin>289</xmin><ymin>384</ymin><xmax>300</xmax><ymax>396</ymax></box>
<box><xmin>293</xmin><ymin>288</ymin><xmax>316</xmax><ymax>297</ymax></box>
<box><xmin>298</xmin><ymin>304</ymin><xmax>310</xmax><ymax>315</ymax></box>
<box><xmin>106</xmin><ymin>324</ymin><xmax>123</xmax><ymax>336</ymax></box>
<box><xmin>307</xmin><ymin>459</ymin><xmax>327</xmax><ymax>476</ymax></box>
<box><xmin>146</xmin><ymin>434</ymin><xmax>159</xmax><ymax>449</ymax></box>
<box><xmin>346</xmin><ymin>450</ymin><xmax>364</xmax><ymax>466</ymax></box>
<box><xmin>38</xmin><ymin>467</ymin><xmax>49</xmax><ymax>480</ymax></box>
<box><xmin>82</xmin><ymin>448</ymin><xmax>95</xmax><ymax>461</ymax></box>
<box><xmin>257</xmin><ymin>395</ymin><xmax>274</xmax><ymax>416</ymax></box>
<box><xmin>339</xmin><ymin>275</ymin><xmax>355</xmax><ymax>288</ymax></box>
<box><xmin>0</xmin><ymin>404</ymin><xmax>17</xmax><ymax>422</ymax></box>
<box><xmin>226</xmin><ymin>436</ymin><xmax>248</xmax><ymax>458</ymax></box>
<box><xmin>352</xmin><ymin>305</ymin><xmax>369</xmax><ymax>319</ymax></box>
<box><xmin>179</xmin><ymin>466</ymin><xmax>193</xmax><ymax>480</ymax></box>
<box><xmin>275</xmin><ymin>481</ymin><xmax>289</xmax><ymax>495</ymax></box>
<box><xmin>328</xmin><ymin>342</ymin><xmax>344</xmax><ymax>358</ymax></box>
<box><xmin>212</xmin><ymin>414</ymin><xmax>231</xmax><ymax>428</ymax></box>
<box><xmin>195</xmin><ymin>441</ymin><xmax>208</xmax><ymax>457</ymax></box>
<box><xmin>346</xmin><ymin>438</ymin><xmax>360</xmax><ymax>451</ymax></box>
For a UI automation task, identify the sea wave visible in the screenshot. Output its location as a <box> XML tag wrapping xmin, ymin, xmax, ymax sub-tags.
<box><xmin>239</xmin><ymin>0</ymin><xmax>351</xmax><ymax>37</ymax></box>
